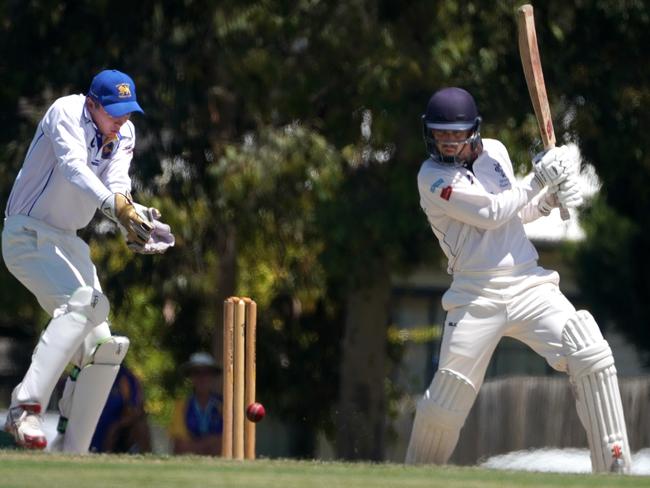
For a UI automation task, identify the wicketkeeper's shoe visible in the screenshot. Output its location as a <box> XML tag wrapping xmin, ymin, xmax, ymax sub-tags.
<box><xmin>4</xmin><ymin>403</ymin><xmax>47</xmax><ymax>450</ymax></box>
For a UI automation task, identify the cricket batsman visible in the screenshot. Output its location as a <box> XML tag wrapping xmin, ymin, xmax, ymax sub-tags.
<box><xmin>2</xmin><ymin>69</ymin><xmax>174</xmax><ymax>452</ymax></box>
<box><xmin>405</xmin><ymin>87</ymin><xmax>631</xmax><ymax>473</ymax></box>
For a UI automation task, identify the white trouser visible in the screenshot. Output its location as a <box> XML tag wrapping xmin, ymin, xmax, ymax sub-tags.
<box><xmin>2</xmin><ymin>215</ymin><xmax>111</xmax><ymax>408</ymax></box>
<box><xmin>406</xmin><ymin>264</ymin><xmax>577</xmax><ymax>465</ymax></box>
<box><xmin>414</xmin><ymin>263</ymin><xmax>630</xmax><ymax>472</ymax></box>
<box><xmin>439</xmin><ymin>264</ymin><xmax>574</xmax><ymax>389</ymax></box>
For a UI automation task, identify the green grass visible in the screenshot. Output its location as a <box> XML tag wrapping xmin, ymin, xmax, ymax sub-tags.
<box><xmin>0</xmin><ymin>451</ymin><xmax>647</xmax><ymax>488</ymax></box>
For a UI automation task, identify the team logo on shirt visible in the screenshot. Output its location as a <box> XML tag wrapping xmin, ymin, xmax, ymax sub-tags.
<box><xmin>429</xmin><ymin>177</ymin><xmax>452</xmax><ymax>200</ymax></box>
<box><xmin>116</xmin><ymin>83</ymin><xmax>132</xmax><ymax>98</ymax></box>
<box><xmin>102</xmin><ymin>140</ymin><xmax>116</xmax><ymax>158</ymax></box>
<box><xmin>493</xmin><ymin>162</ymin><xmax>511</xmax><ymax>189</ymax></box>
<box><xmin>493</xmin><ymin>162</ymin><xmax>507</xmax><ymax>178</ymax></box>
<box><xmin>430</xmin><ymin>178</ymin><xmax>445</xmax><ymax>192</ymax></box>
<box><xmin>101</xmin><ymin>136</ymin><xmax>120</xmax><ymax>159</ymax></box>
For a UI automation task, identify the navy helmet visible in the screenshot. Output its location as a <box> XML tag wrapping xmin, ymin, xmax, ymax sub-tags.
<box><xmin>422</xmin><ymin>87</ymin><xmax>482</xmax><ymax>164</ymax></box>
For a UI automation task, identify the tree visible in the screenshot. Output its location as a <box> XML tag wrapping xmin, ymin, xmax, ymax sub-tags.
<box><xmin>556</xmin><ymin>3</ymin><xmax>650</xmax><ymax>364</ymax></box>
<box><xmin>2</xmin><ymin>0</ymin><xmax>650</xmax><ymax>461</ymax></box>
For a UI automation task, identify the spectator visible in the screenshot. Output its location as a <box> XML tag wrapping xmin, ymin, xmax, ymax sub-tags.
<box><xmin>91</xmin><ymin>364</ymin><xmax>152</xmax><ymax>453</ymax></box>
<box><xmin>169</xmin><ymin>352</ymin><xmax>223</xmax><ymax>455</ymax></box>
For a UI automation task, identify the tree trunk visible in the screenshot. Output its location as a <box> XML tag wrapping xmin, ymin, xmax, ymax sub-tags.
<box><xmin>335</xmin><ymin>270</ymin><xmax>391</xmax><ymax>460</ymax></box>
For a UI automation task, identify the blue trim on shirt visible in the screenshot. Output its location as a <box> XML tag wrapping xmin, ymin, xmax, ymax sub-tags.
<box><xmin>27</xmin><ymin>166</ymin><xmax>55</xmax><ymax>216</ymax></box>
<box><xmin>7</xmin><ymin>129</ymin><xmax>46</xmax><ymax>215</ymax></box>
<box><xmin>24</xmin><ymin>130</ymin><xmax>45</xmax><ymax>162</ymax></box>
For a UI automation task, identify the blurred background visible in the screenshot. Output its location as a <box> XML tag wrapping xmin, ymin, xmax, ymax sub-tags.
<box><xmin>1</xmin><ymin>0</ymin><xmax>649</xmax><ymax>462</ymax></box>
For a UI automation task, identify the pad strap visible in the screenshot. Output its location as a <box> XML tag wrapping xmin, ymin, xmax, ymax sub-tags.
<box><xmin>563</xmin><ymin>310</ymin><xmax>614</xmax><ymax>378</ymax></box>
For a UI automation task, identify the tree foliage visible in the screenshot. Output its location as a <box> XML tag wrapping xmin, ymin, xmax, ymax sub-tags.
<box><xmin>1</xmin><ymin>0</ymin><xmax>650</xmax><ymax>458</ymax></box>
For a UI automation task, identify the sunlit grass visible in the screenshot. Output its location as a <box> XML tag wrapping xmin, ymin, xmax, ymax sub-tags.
<box><xmin>0</xmin><ymin>451</ymin><xmax>647</xmax><ymax>488</ymax></box>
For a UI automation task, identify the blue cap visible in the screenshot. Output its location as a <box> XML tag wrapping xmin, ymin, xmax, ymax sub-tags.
<box><xmin>88</xmin><ymin>69</ymin><xmax>144</xmax><ymax>117</ymax></box>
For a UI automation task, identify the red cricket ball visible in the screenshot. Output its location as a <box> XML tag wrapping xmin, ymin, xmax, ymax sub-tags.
<box><xmin>246</xmin><ymin>402</ymin><xmax>266</xmax><ymax>423</ymax></box>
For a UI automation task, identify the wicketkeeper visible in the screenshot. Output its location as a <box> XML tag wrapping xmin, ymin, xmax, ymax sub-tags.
<box><xmin>2</xmin><ymin>69</ymin><xmax>174</xmax><ymax>452</ymax></box>
<box><xmin>406</xmin><ymin>87</ymin><xmax>631</xmax><ymax>473</ymax></box>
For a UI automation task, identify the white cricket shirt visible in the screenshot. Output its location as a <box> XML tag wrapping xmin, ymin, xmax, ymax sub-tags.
<box><xmin>418</xmin><ymin>138</ymin><xmax>545</xmax><ymax>275</ymax></box>
<box><xmin>5</xmin><ymin>94</ymin><xmax>135</xmax><ymax>231</ymax></box>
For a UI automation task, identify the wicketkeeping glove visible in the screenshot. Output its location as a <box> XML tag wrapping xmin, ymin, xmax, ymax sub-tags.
<box><xmin>101</xmin><ymin>192</ymin><xmax>154</xmax><ymax>246</ymax></box>
<box><xmin>127</xmin><ymin>206</ymin><xmax>175</xmax><ymax>254</ymax></box>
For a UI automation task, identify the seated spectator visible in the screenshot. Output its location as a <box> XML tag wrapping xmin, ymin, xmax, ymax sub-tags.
<box><xmin>169</xmin><ymin>352</ymin><xmax>223</xmax><ymax>455</ymax></box>
<box><xmin>90</xmin><ymin>364</ymin><xmax>152</xmax><ymax>453</ymax></box>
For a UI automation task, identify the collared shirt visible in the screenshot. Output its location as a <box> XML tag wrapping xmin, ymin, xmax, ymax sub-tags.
<box><xmin>418</xmin><ymin>138</ymin><xmax>544</xmax><ymax>275</ymax></box>
<box><xmin>5</xmin><ymin>94</ymin><xmax>135</xmax><ymax>231</ymax></box>
<box><xmin>169</xmin><ymin>393</ymin><xmax>223</xmax><ymax>441</ymax></box>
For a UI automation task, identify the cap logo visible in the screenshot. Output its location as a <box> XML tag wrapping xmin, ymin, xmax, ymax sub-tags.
<box><xmin>116</xmin><ymin>83</ymin><xmax>132</xmax><ymax>98</ymax></box>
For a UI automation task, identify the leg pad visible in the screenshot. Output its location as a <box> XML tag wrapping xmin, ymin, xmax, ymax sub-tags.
<box><xmin>405</xmin><ymin>369</ymin><xmax>477</xmax><ymax>465</ymax></box>
<box><xmin>563</xmin><ymin>310</ymin><xmax>631</xmax><ymax>473</ymax></box>
<box><xmin>11</xmin><ymin>287</ymin><xmax>109</xmax><ymax>411</ymax></box>
<box><xmin>54</xmin><ymin>336</ymin><xmax>129</xmax><ymax>453</ymax></box>
<box><xmin>67</xmin><ymin>286</ymin><xmax>109</xmax><ymax>327</ymax></box>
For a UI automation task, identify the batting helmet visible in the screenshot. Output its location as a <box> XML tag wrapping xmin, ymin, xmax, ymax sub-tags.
<box><xmin>422</xmin><ymin>87</ymin><xmax>482</xmax><ymax>164</ymax></box>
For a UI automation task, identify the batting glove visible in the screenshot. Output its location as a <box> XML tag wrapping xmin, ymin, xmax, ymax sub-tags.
<box><xmin>555</xmin><ymin>175</ymin><xmax>583</xmax><ymax>208</ymax></box>
<box><xmin>532</xmin><ymin>146</ymin><xmax>571</xmax><ymax>190</ymax></box>
<box><xmin>537</xmin><ymin>188</ymin><xmax>560</xmax><ymax>216</ymax></box>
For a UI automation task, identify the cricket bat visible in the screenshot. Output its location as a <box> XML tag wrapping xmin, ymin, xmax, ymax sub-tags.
<box><xmin>517</xmin><ymin>4</ymin><xmax>570</xmax><ymax>220</ymax></box>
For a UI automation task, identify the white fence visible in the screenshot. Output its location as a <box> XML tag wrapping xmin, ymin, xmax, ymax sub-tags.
<box><xmin>450</xmin><ymin>375</ymin><xmax>650</xmax><ymax>465</ymax></box>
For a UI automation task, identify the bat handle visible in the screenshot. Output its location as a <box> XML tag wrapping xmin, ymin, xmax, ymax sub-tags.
<box><xmin>559</xmin><ymin>205</ymin><xmax>570</xmax><ymax>221</ymax></box>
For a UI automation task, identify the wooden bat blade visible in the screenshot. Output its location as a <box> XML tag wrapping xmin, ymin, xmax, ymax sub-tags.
<box><xmin>517</xmin><ymin>4</ymin><xmax>569</xmax><ymax>221</ymax></box>
<box><xmin>517</xmin><ymin>4</ymin><xmax>556</xmax><ymax>149</ymax></box>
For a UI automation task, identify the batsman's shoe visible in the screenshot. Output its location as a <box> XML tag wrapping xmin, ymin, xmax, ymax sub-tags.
<box><xmin>610</xmin><ymin>444</ymin><xmax>626</xmax><ymax>474</ymax></box>
<box><xmin>4</xmin><ymin>403</ymin><xmax>47</xmax><ymax>450</ymax></box>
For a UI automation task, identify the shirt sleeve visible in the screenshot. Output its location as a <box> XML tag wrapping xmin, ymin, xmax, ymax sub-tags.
<box><xmin>419</xmin><ymin>169</ymin><xmax>542</xmax><ymax>230</ymax></box>
<box><xmin>43</xmin><ymin>102</ymin><xmax>113</xmax><ymax>206</ymax></box>
<box><xmin>519</xmin><ymin>189</ymin><xmax>546</xmax><ymax>224</ymax></box>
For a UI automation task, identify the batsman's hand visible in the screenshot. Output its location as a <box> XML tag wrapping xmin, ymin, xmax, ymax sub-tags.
<box><xmin>532</xmin><ymin>146</ymin><xmax>570</xmax><ymax>190</ymax></box>
<box><xmin>537</xmin><ymin>188</ymin><xmax>560</xmax><ymax>216</ymax></box>
<box><xmin>555</xmin><ymin>175</ymin><xmax>583</xmax><ymax>208</ymax></box>
<box><xmin>101</xmin><ymin>192</ymin><xmax>154</xmax><ymax>246</ymax></box>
